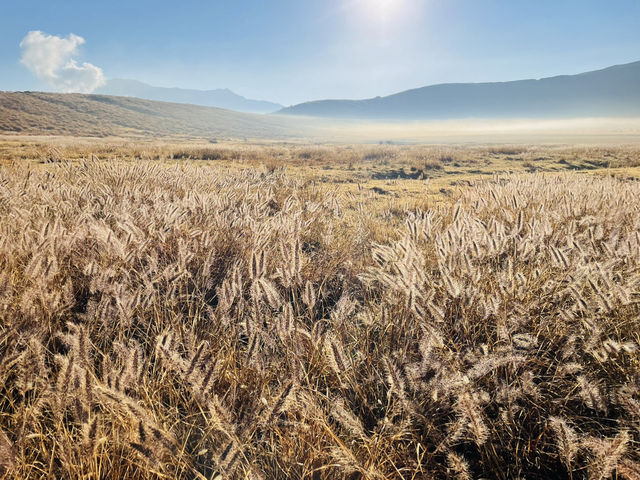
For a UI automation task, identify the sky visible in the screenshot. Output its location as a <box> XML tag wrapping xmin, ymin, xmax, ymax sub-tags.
<box><xmin>1</xmin><ymin>0</ymin><xmax>640</xmax><ymax>106</ymax></box>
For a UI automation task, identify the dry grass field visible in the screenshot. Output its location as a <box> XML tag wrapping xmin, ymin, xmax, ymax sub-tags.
<box><xmin>0</xmin><ymin>92</ymin><xmax>308</xmax><ymax>139</ymax></box>
<box><xmin>1</xmin><ymin>138</ymin><xmax>640</xmax><ymax>479</ymax></box>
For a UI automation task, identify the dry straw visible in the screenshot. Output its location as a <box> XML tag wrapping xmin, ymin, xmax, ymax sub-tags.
<box><xmin>0</xmin><ymin>159</ymin><xmax>639</xmax><ymax>478</ymax></box>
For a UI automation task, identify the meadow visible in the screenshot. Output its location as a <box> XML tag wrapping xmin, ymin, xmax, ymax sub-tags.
<box><xmin>1</xmin><ymin>138</ymin><xmax>640</xmax><ymax>479</ymax></box>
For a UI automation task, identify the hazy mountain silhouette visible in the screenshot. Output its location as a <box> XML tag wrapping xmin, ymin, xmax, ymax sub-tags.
<box><xmin>96</xmin><ymin>79</ymin><xmax>283</xmax><ymax>114</ymax></box>
<box><xmin>278</xmin><ymin>61</ymin><xmax>640</xmax><ymax>119</ymax></box>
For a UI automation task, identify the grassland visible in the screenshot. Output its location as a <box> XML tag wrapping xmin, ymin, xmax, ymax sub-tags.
<box><xmin>1</xmin><ymin>138</ymin><xmax>640</xmax><ymax>479</ymax></box>
<box><xmin>2</xmin><ymin>136</ymin><xmax>640</xmax><ymax>209</ymax></box>
<box><xmin>0</xmin><ymin>92</ymin><xmax>308</xmax><ymax>139</ymax></box>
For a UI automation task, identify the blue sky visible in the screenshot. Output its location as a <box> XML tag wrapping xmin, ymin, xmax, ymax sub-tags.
<box><xmin>2</xmin><ymin>0</ymin><xmax>639</xmax><ymax>105</ymax></box>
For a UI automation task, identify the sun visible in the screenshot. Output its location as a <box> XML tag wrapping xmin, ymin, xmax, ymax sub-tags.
<box><xmin>359</xmin><ymin>0</ymin><xmax>406</xmax><ymax>25</ymax></box>
<box><xmin>344</xmin><ymin>0</ymin><xmax>413</xmax><ymax>36</ymax></box>
<box><xmin>371</xmin><ymin>0</ymin><xmax>398</xmax><ymax>16</ymax></box>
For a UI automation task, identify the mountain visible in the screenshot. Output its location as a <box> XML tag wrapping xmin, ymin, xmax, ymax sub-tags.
<box><xmin>96</xmin><ymin>79</ymin><xmax>283</xmax><ymax>114</ymax></box>
<box><xmin>0</xmin><ymin>91</ymin><xmax>306</xmax><ymax>139</ymax></box>
<box><xmin>278</xmin><ymin>61</ymin><xmax>640</xmax><ymax>119</ymax></box>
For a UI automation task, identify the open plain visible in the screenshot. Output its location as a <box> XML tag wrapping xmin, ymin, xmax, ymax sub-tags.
<box><xmin>1</xmin><ymin>137</ymin><xmax>640</xmax><ymax>479</ymax></box>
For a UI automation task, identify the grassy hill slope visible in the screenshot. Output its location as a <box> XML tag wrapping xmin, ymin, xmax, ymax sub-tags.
<box><xmin>0</xmin><ymin>91</ymin><xmax>306</xmax><ymax>139</ymax></box>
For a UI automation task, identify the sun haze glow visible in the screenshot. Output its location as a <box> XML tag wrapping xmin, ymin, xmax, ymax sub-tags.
<box><xmin>357</xmin><ymin>0</ymin><xmax>407</xmax><ymax>26</ymax></box>
<box><xmin>371</xmin><ymin>0</ymin><xmax>399</xmax><ymax>17</ymax></box>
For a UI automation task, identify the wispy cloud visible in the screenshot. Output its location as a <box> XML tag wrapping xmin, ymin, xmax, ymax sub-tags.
<box><xmin>20</xmin><ymin>30</ymin><xmax>105</xmax><ymax>93</ymax></box>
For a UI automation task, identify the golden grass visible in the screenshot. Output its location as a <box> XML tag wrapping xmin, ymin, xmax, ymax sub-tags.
<box><xmin>1</xmin><ymin>140</ymin><xmax>640</xmax><ymax>479</ymax></box>
<box><xmin>0</xmin><ymin>92</ymin><xmax>306</xmax><ymax>139</ymax></box>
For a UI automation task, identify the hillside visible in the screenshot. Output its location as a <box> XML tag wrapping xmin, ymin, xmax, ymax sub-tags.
<box><xmin>279</xmin><ymin>60</ymin><xmax>640</xmax><ymax>119</ymax></box>
<box><xmin>96</xmin><ymin>79</ymin><xmax>283</xmax><ymax>114</ymax></box>
<box><xmin>0</xmin><ymin>91</ymin><xmax>305</xmax><ymax>139</ymax></box>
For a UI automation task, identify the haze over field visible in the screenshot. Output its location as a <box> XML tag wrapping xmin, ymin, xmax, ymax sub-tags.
<box><xmin>3</xmin><ymin>90</ymin><xmax>640</xmax><ymax>143</ymax></box>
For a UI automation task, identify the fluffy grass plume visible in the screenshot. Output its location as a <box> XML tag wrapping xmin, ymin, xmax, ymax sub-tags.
<box><xmin>0</xmin><ymin>155</ymin><xmax>639</xmax><ymax>479</ymax></box>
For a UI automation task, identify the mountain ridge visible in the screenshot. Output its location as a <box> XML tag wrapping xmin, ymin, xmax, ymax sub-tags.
<box><xmin>0</xmin><ymin>91</ymin><xmax>303</xmax><ymax>138</ymax></box>
<box><xmin>278</xmin><ymin>60</ymin><xmax>640</xmax><ymax>119</ymax></box>
<box><xmin>96</xmin><ymin>79</ymin><xmax>283</xmax><ymax>114</ymax></box>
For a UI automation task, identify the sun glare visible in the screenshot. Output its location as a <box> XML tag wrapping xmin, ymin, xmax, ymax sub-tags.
<box><xmin>356</xmin><ymin>0</ymin><xmax>407</xmax><ymax>28</ymax></box>
<box><xmin>372</xmin><ymin>0</ymin><xmax>396</xmax><ymax>14</ymax></box>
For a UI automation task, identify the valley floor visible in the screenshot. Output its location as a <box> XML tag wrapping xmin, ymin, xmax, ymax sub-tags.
<box><xmin>2</xmin><ymin>135</ymin><xmax>640</xmax><ymax>212</ymax></box>
<box><xmin>1</xmin><ymin>137</ymin><xmax>640</xmax><ymax>479</ymax></box>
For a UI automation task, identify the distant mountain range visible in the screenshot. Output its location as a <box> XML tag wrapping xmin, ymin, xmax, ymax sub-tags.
<box><xmin>3</xmin><ymin>61</ymin><xmax>640</xmax><ymax>140</ymax></box>
<box><xmin>96</xmin><ymin>79</ymin><xmax>283</xmax><ymax>114</ymax></box>
<box><xmin>278</xmin><ymin>61</ymin><xmax>640</xmax><ymax>119</ymax></box>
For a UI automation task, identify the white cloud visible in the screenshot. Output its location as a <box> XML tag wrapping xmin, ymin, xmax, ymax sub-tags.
<box><xmin>20</xmin><ymin>30</ymin><xmax>106</xmax><ymax>93</ymax></box>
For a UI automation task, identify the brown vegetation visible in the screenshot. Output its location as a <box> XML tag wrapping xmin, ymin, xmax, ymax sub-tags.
<box><xmin>0</xmin><ymin>92</ymin><xmax>304</xmax><ymax>139</ymax></box>
<box><xmin>1</xmin><ymin>149</ymin><xmax>639</xmax><ymax>479</ymax></box>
